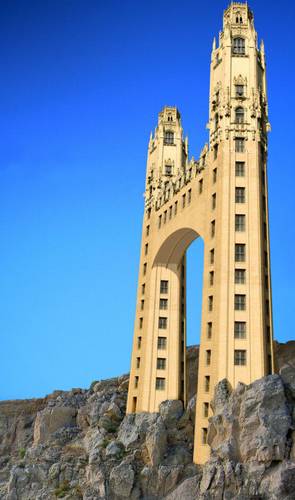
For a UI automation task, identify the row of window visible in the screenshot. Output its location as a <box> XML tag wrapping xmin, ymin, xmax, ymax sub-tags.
<box><xmin>158</xmin><ymin>179</ymin><xmax>203</xmax><ymax>229</ymax></box>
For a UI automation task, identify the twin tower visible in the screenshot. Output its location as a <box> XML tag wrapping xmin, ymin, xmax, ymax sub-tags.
<box><xmin>126</xmin><ymin>3</ymin><xmax>274</xmax><ymax>464</ymax></box>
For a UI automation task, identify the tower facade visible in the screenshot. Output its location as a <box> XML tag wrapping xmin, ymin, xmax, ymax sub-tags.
<box><xmin>127</xmin><ymin>3</ymin><xmax>275</xmax><ymax>465</ymax></box>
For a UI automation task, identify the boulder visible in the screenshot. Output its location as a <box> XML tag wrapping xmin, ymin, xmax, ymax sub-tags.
<box><xmin>109</xmin><ymin>462</ymin><xmax>135</xmax><ymax>498</ymax></box>
<box><xmin>33</xmin><ymin>406</ymin><xmax>76</xmax><ymax>445</ymax></box>
<box><xmin>159</xmin><ymin>400</ymin><xmax>183</xmax><ymax>427</ymax></box>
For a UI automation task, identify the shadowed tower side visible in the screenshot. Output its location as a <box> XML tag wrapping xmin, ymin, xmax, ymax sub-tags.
<box><xmin>126</xmin><ymin>3</ymin><xmax>275</xmax><ymax>465</ymax></box>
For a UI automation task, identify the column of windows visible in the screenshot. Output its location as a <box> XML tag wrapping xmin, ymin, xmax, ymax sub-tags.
<box><xmin>156</xmin><ymin>280</ymin><xmax>169</xmax><ymax>390</ymax></box>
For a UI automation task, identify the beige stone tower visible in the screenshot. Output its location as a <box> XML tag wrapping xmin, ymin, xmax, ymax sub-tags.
<box><xmin>126</xmin><ymin>3</ymin><xmax>275</xmax><ymax>465</ymax></box>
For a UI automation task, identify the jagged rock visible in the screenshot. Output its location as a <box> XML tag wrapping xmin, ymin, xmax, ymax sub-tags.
<box><xmin>105</xmin><ymin>440</ymin><xmax>125</xmax><ymax>458</ymax></box>
<box><xmin>33</xmin><ymin>406</ymin><xmax>76</xmax><ymax>444</ymax></box>
<box><xmin>165</xmin><ymin>474</ymin><xmax>200</xmax><ymax>499</ymax></box>
<box><xmin>145</xmin><ymin>418</ymin><xmax>167</xmax><ymax>465</ymax></box>
<box><xmin>118</xmin><ymin>412</ymin><xmax>158</xmax><ymax>448</ymax></box>
<box><xmin>109</xmin><ymin>462</ymin><xmax>135</xmax><ymax>497</ymax></box>
<box><xmin>159</xmin><ymin>400</ymin><xmax>183</xmax><ymax>426</ymax></box>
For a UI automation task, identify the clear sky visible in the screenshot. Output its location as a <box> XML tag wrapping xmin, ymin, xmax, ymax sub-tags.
<box><xmin>1</xmin><ymin>0</ymin><xmax>294</xmax><ymax>400</ymax></box>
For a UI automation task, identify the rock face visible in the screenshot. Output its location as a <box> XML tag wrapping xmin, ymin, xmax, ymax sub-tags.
<box><xmin>0</xmin><ymin>342</ymin><xmax>294</xmax><ymax>499</ymax></box>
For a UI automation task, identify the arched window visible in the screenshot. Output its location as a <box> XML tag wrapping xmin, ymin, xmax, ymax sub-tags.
<box><xmin>235</xmin><ymin>107</ymin><xmax>244</xmax><ymax>123</ymax></box>
<box><xmin>164</xmin><ymin>131</ymin><xmax>174</xmax><ymax>145</ymax></box>
<box><xmin>233</xmin><ymin>37</ymin><xmax>245</xmax><ymax>55</ymax></box>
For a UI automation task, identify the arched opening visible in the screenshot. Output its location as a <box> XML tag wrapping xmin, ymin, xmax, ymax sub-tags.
<box><xmin>153</xmin><ymin>228</ymin><xmax>204</xmax><ymax>403</ymax></box>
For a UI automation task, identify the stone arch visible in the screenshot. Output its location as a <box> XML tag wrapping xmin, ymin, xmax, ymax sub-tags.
<box><xmin>153</xmin><ymin>228</ymin><xmax>200</xmax><ymax>267</ymax></box>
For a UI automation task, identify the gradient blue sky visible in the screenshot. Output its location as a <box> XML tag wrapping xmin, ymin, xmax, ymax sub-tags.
<box><xmin>1</xmin><ymin>0</ymin><xmax>294</xmax><ymax>400</ymax></box>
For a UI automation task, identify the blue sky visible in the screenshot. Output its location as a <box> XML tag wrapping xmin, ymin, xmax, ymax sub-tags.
<box><xmin>0</xmin><ymin>0</ymin><xmax>294</xmax><ymax>400</ymax></box>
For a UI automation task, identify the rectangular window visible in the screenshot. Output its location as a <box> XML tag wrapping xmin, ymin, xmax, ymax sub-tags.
<box><xmin>182</xmin><ymin>194</ymin><xmax>186</xmax><ymax>208</ymax></box>
<box><xmin>165</xmin><ymin>164</ymin><xmax>172</xmax><ymax>176</ymax></box>
<box><xmin>137</xmin><ymin>336</ymin><xmax>142</xmax><ymax>349</ymax></box>
<box><xmin>235</xmin><ymin>84</ymin><xmax>244</xmax><ymax>97</ymax></box>
<box><xmin>265</xmin><ymin>274</ymin><xmax>269</xmax><ymax>289</ymax></box>
<box><xmin>139</xmin><ymin>317</ymin><xmax>143</xmax><ymax>328</ymax></box>
<box><xmin>202</xmin><ymin>427</ymin><xmax>208</xmax><ymax>445</ymax></box>
<box><xmin>234</xmin><ymin>349</ymin><xmax>246</xmax><ymax>365</ymax></box>
<box><xmin>210</xmin><ymin>248</ymin><xmax>215</xmax><ymax>264</ymax></box>
<box><xmin>214</xmin><ymin>144</ymin><xmax>218</xmax><ymax>160</ymax></box>
<box><xmin>235</xmin><ymin>244</ymin><xmax>246</xmax><ymax>262</ymax></box>
<box><xmin>157</xmin><ymin>358</ymin><xmax>166</xmax><ymax>370</ymax></box>
<box><xmin>235</xmin><ymin>294</ymin><xmax>246</xmax><ymax>310</ymax></box>
<box><xmin>157</xmin><ymin>336</ymin><xmax>167</xmax><ymax>349</ymax></box>
<box><xmin>174</xmin><ymin>201</ymin><xmax>178</xmax><ymax>216</ymax></box>
<box><xmin>235</xmin><ymin>269</ymin><xmax>246</xmax><ymax>284</ymax></box>
<box><xmin>146</xmin><ymin>225</ymin><xmax>150</xmax><ymax>236</ymax></box>
<box><xmin>235</xmin><ymin>161</ymin><xmax>245</xmax><ymax>176</ymax></box>
<box><xmin>145</xmin><ymin>243</ymin><xmax>148</xmax><ymax>255</ymax></box>
<box><xmin>142</xmin><ymin>284</ymin><xmax>145</xmax><ymax>295</ymax></box>
<box><xmin>135</xmin><ymin>376</ymin><xmax>139</xmax><ymax>388</ymax></box>
<box><xmin>235</xmin><ymin>138</ymin><xmax>245</xmax><ymax>153</ymax></box>
<box><xmin>169</xmin><ymin>205</ymin><xmax>172</xmax><ymax>219</ymax></box>
<box><xmin>143</xmin><ymin>263</ymin><xmax>147</xmax><ymax>275</ymax></box>
<box><xmin>263</xmin><ymin>222</ymin><xmax>267</xmax><ymax>240</ymax></box>
<box><xmin>188</xmin><ymin>189</ymin><xmax>192</xmax><ymax>204</ymax></box>
<box><xmin>155</xmin><ymin>377</ymin><xmax>165</xmax><ymax>390</ymax></box>
<box><xmin>158</xmin><ymin>215</ymin><xmax>162</xmax><ymax>229</ymax></box>
<box><xmin>213</xmin><ymin>168</ymin><xmax>217</xmax><ymax>183</ymax></box>
<box><xmin>262</xmin><ymin>195</ymin><xmax>266</xmax><ymax>212</ymax></box>
<box><xmin>212</xmin><ymin>193</ymin><xmax>216</xmax><ymax>209</ymax></box>
<box><xmin>266</xmin><ymin>300</ymin><xmax>270</xmax><ymax>316</ymax></box>
<box><xmin>160</xmin><ymin>280</ymin><xmax>168</xmax><ymax>294</ymax></box>
<box><xmin>208</xmin><ymin>295</ymin><xmax>213</xmax><ymax>311</ymax></box>
<box><xmin>209</xmin><ymin>271</ymin><xmax>214</xmax><ymax>286</ymax></box>
<box><xmin>206</xmin><ymin>350</ymin><xmax>211</xmax><ymax>365</ymax></box>
<box><xmin>164</xmin><ymin>211</ymin><xmax>167</xmax><ymax>224</ymax></box>
<box><xmin>207</xmin><ymin>322</ymin><xmax>212</xmax><ymax>339</ymax></box>
<box><xmin>136</xmin><ymin>357</ymin><xmax>140</xmax><ymax>369</ymax></box>
<box><xmin>204</xmin><ymin>376</ymin><xmax>210</xmax><ymax>392</ymax></box>
<box><xmin>235</xmin><ymin>187</ymin><xmax>245</xmax><ymax>203</ymax></box>
<box><xmin>264</xmin><ymin>251</ymin><xmax>268</xmax><ymax>269</ymax></box>
<box><xmin>235</xmin><ymin>214</ymin><xmax>246</xmax><ymax>231</ymax></box>
<box><xmin>203</xmin><ymin>402</ymin><xmax>209</xmax><ymax>418</ymax></box>
<box><xmin>211</xmin><ymin>220</ymin><xmax>216</xmax><ymax>238</ymax></box>
<box><xmin>199</xmin><ymin>179</ymin><xmax>203</xmax><ymax>193</ymax></box>
<box><xmin>158</xmin><ymin>317</ymin><xmax>167</xmax><ymax>329</ymax></box>
<box><xmin>141</xmin><ymin>299</ymin><xmax>144</xmax><ymax>310</ymax></box>
<box><xmin>159</xmin><ymin>298</ymin><xmax>168</xmax><ymax>310</ymax></box>
<box><xmin>234</xmin><ymin>321</ymin><xmax>246</xmax><ymax>339</ymax></box>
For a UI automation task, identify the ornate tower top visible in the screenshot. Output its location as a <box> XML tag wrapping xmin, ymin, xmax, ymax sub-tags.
<box><xmin>223</xmin><ymin>2</ymin><xmax>254</xmax><ymax>29</ymax></box>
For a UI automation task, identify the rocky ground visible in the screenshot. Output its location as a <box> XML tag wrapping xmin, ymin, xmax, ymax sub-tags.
<box><xmin>0</xmin><ymin>342</ymin><xmax>295</xmax><ymax>499</ymax></box>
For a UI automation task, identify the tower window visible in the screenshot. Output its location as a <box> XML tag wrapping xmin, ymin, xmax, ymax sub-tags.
<box><xmin>143</xmin><ymin>263</ymin><xmax>147</xmax><ymax>275</ymax></box>
<box><xmin>214</xmin><ymin>144</ymin><xmax>218</xmax><ymax>160</ymax></box>
<box><xmin>235</xmin><ymin>214</ymin><xmax>246</xmax><ymax>231</ymax></box>
<box><xmin>233</xmin><ymin>37</ymin><xmax>245</xmax><ymax>55</ymax></box>
<box><xmin>165</xmin><ymin>164</ymin><xmax>172</xmax><ymax>175</ymax></box>
<box><xmin>146</xmin><ymin>225</ymin><xmax>150</xmax><ymax>236</ymax></box>
<box><xmin>235</xmin><ymin>269</ymin><xmax>246</xmax><ymax>284</ymax></box>
<box><xmin>235</xmin><ymin>187</ymin><xmax>245</xmax><ymax>203</ymax></box>
<box><xmin>208</xmin><ymin>296</ymin><xmax>213</xmax><ymax>311</ymax></box>
<box><xmin>157</xmin><ymin>336</ymin><xmax>167</xmax><ymax>349</ymax></box>
<box><xmin>235</xmin><ymin>294</ymin><xmax>246</xmax><ymax>310</ymax></box>
<box><xmin>210</xmin><ymin>248</ymin><xmax>215</xmax><ymax>264</ymax></box>
<box><xmin>235</xmin><ymin>138</ymin><xmax>245</xmax><ymax>152</ymax></box>
<box><xmin>159</xmin><ymin>298</ymin><xmax>168</xmax><ymax>310</ymax></box>
<box><xmin>215</xmin><ymin>113</ymin><xmax>219</xmax><ymax>129</ymax></box>
<box><xmin>202</xmin><ymin>427</ymin><xmax>208</xmax><ymax>444</ymax></box>
<box><xmin>235</xmin><ymin>244</ymin><xmax>246</xmax><ymax>262</ymax></box>
<box><xmin>235</xmin><ymin>161</ymin><xmax>245</xmax><ymax>176</ymax></box>
<box><xmin>206</xmin><ymin>350</ymin><xmax>211</xmax><ymax>365</ymax></box>
<box><xmin>234</xmin><ymin>349</ymin><xmax>246</xmax><ymax>365</ymax></box>
<box><xmin>164</xmin><ymin>131</ymin><xmax>174</xmax><ymax>145</ymax></box>
<box><xmin>182</xmin><ymin>193</ymin><xmax>186</xmax><ymax>208</ymax></box>
<box><xmin>160</xmin><ymin>280</ymin><xmax>168</xmax><ymax>294</ymax></box>
<box><xmin>169</xmin><ymin>205</ymin><xmax>172</xmax><ymax>219</ymax></box>
<box><xmin>145</xmin><ymin>243</ymin><xmax>148</xmax><ymax>255</ymax></box>
<box><xmin>134</xmin><ymin>376</ymin><xmax>139</xmax><ymax>388</ymax></box>
<box><xmin>174</xmin><ymin>201</ymin><xmax>178</xmax><ymax>216</ymax></box>
<box><xmin>235</xmin><ymin>107</ymin><xmax>244</xmax><ymax>123</ymax></box>
<box><xmin>155</xmin><ymin>377</ymin><xmax>165</xmax><ymax>390</ymax></box>
<box><xmin>213</xmin><ymin>168</ymin><xmax>217</xmax><ymax>183</ymax></box>
<box><xmin>207</xmin><ymin>322</ymin><xmax>212</xmax><ymax>339</ymax></box>
<box><xmin>188</xmin><ymin>189</ymin><xmax>192</xmax><ymax>204</ymax></box>
<box><xmin>142</xmin><ymin>284</ymin><xmax>145</xmax><ymax>295</ymax></box>
<box><xmin>204</xmin><ymin>376</ymin><xmax>210</xmax><ymax>392</ymax></box>
<box><xmin>211</xmin><ymin>220</ymin><xmax>216</xmax><ymax>237</ymax></box>
<box><xmin>157</xmin><ymin>358</ymin><xmax>166</xmax><ymax>370</ymax></box>
<box><xmin>199</xmin><ymin>179</ymin><xmax>203</xmax><ymax>193</ymax></box>
<box><xmin>141</xmin><ymin>299</ymin><xmax>145</xmax><ymax>310</ymax></box>
<box><xmin>158</xmin><ymin>317</ymin><xmax>167</xmax><ymax>329</ymax></box>
<box><xmin>212</xmin><ymin>193</ymin><xmax>216</xmax><ymax>209</ymax></box>
<box><xmin>203</xmin><ymin>402</ymin><xmax>209</xmax><ymax>417</ymax></box>
<box><xmin>137</xmin><ymin>336</ymin><xmax>142</xmax><ymax>348</ymax></box>
<box><xmin>158</xmin><ymin>215</ymin><xmax>162</xmax><ymax>229</ymax></box>
<box><xmin>139</xmin><ymin>317</ymin><xmax>143</xmax><ymax>328</ymax></box>
<box><xmin>235</xmin><ymin>85</ymin><xmax>244</xmax><ymax>97</ymax></box>
<box><xmin>209</xmin><ymin>271</ymin><xmax>214</xmax><ymax>286</ymax></box>
<box><xmin>136</xmin><ymin>357</ymin><xmax>140</xmax><ymax>368</ymax></box>
<box><xmin>234</xmin><ymin>321</ymin><xmax>246</xmax><ymax>339</ymax></box>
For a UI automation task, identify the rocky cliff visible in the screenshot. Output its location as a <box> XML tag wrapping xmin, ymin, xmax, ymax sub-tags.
<box><xmin>1</xmin><ymin>342</ymin><xmax>295</xmax><ymax>500</ymax></box>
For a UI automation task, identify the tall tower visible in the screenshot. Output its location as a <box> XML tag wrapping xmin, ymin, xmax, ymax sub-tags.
<box><xmin>127</xmin><ymin>3</ymin><xmax>274</xmax><ymax>465</ymax></box>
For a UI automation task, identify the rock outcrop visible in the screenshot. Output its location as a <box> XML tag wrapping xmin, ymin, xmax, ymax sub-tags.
<box><xmin>0</xmin><ymin>343</ymin><xmax>294</xmax><ymax>499</ymax></box>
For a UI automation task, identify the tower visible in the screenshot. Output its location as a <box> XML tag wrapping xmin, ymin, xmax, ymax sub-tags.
<box><xmin>126</xmin><ymin>3</ymin><xmax>275</xmax><ymax>465</ymax></box>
